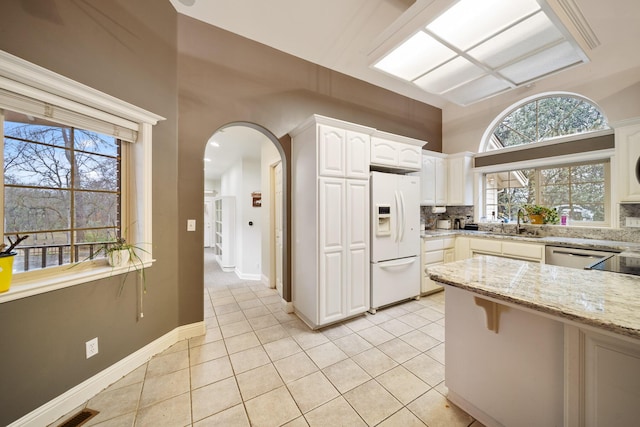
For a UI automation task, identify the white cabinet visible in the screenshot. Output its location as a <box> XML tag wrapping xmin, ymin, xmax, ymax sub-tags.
<box><xmin>421</xmin><ymin>237</ymin><xmax>455</xmax><ymax>294</ymax></box>
<box><xmin>447</xmin><ymin>152</ymin><xmax>474</xmax><ymax>205</ymax></box>
<box><xmin>291</xmin><ymin>115</ymin><xmax>373</xmax><ymax>328</ymax></box>
<box><xmin>318</xmin><ymin>124</ymin><xmax>370</xmax><ymax>179</ymax></box>
<box><xmin>467</xmin><ymin>237</ymin><xmax>544</xmax><ymax>262</ymax></box>
<box><xmin>214</xmin><ymin>196</ymin><xmax>235</xmax><ymax>271</ymax></box>
<box><xmin>370</xmin><ymin>131</ymin><xmax>423</xmax><ymax>171</ymax></box>
<box><xmin>413</xmin><ymin>151</ymin><xmax>448</xmax><ymax>206</ymax></box>
<box><xmin>615</xmin><ymin>122</ymin><xmax>640</xmax><ymax>202</ymax></box>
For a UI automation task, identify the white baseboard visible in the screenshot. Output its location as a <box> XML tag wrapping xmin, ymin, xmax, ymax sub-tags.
<box><xmin>282</xmin><ymin>299</ymin><xmax>294</xmax><ymax>314</ymax></box>
<box><xmin>261</xmin><ymin>274</ymin><xmax>273</xmax><ymax>288</ymax></box>
<box><xmin>234</xmin><ymin>269</ymin><xmax>261</xmax><ymax>281</ymax></box>
<box><xmin>10</xmin><ymin>321</ymin><xmax>206</xmax><ymax>427</ymax></box>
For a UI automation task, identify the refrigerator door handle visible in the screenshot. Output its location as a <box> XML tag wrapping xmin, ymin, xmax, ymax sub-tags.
<box><xmin>399</xmin><ymin>190</ymin><xmax>406</xmax><ymax>242</ymax></box>
<box><xmin>378</xmin><ymin>257</ymin><xmax>417</xmax><ymax>268</ymax></box>
<box><xmin>394</xmin><ymin>190</ymin><xmax>398</xmax><ymax>242</ymax></box>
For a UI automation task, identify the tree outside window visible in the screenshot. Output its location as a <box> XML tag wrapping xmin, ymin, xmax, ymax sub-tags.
<box><xmin>483</xmin><ymin>95</ymin><xmax>609</xmax><ymax>224</ymax></box>
<box><xmin>3</xmin><ymin>110</ymin><xmax>121</xmax><ymax>272</ymax></box>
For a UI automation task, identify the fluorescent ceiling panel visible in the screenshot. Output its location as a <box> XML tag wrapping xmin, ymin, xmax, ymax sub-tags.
<box><xmin>468</xmin><ymin>11</ymin><xmax>563</xmax><ymax>68</ymax></box>
<box><xmin>413</xmin><ymin>57</ymin><xmax>485</xmax><ymax>94</ymax></box>
<box><xmin>498</xmin><ymin>41</ymin><xmax>583</xmax><ymax>84</ymax></box>
<box><xmin>444</xmin><ymin>74</ymin><xmax>511</xmax><ymax>105</ymax></box>
<box><xmin>370</xmin><ymin>0</ymin><xmax>589</xmax><ymax>105</ymax></box>
<box><xmin>426</xmin><ymin>0</ymin><xmax>541</xmax><ymax>50</ymax></box>
<box><xmin>374</xmin><ymin>31</ymin><xmax>455</xmax><ymax>81</ymax></box>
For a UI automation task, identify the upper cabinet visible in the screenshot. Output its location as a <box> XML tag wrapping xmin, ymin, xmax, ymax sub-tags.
<box><xmin>318</xmin><ymin>123</ymin><xmax>371</xmax><ymax>179</ymax></box>
<box><xmin>413</xmin><ymin>150</ymin><xmax>474</xmax><ymax>206</ymax></box>
<box><xmin>414</xmin><ymin>151</ymin><xmax>448</xmax><ymax>206</ymax></box>
<box><xmin>370</xmin><ymin>130</ymin><xmax>424</xmax><ymax>171</ymax></box>
<box><xmin>447</xmin><ymin>152</ymin><xmax>474</xmax><ymax>206</ymax></box>
<box><xmin>615</xmin><ymin>122</ymin><xmax>640</xmax><ymax>202</ymax></box>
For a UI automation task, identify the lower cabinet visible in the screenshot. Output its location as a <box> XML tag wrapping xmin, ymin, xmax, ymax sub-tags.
<box><xmin>421</xmin><ymin>237</ymin><xmax>455</xmax><ymax>294</ymax></box>
<box><xmin>467</xmin><ymin>238</ymin><xmax>544</xmax><ymax>262</ymax></box>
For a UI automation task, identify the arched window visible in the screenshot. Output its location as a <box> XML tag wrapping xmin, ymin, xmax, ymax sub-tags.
<box><xmin>477</xmin><ymin>94</ymin><xmax>613</xmax><ymax>226</ymax></box>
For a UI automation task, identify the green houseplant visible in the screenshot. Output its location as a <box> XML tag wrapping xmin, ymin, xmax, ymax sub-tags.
<box><xmin>96</xmin><ymin>236</ymin><xmax>149</xmax><ymax>293</ymax></box>
<box><xmin>0</xmin><ymin>234</ymin><xmax>29</xmax><ymax>293</ymax></box>
<box><xmin>523</xmin><ymin>204</ymin><xmax>559</xmax><ymax>225</ymax></box>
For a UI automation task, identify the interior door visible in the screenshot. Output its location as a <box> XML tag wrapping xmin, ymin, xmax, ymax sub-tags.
<box><xmin>273</xmin><ymin>162</ymin><xmax>283</xmax><ymax>296</ymax></box>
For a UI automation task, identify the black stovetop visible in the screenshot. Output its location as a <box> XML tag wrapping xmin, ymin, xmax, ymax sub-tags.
<box><xmin>588</xmin><ymin>255</ymin><xmax>640</xmax><ymax>277</ymax></box>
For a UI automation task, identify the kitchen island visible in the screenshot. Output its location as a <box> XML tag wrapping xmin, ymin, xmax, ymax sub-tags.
<box><xmin>428</xmin><ymin>256</ymin><xmax>640</xmax><ymax>427</ymax></box>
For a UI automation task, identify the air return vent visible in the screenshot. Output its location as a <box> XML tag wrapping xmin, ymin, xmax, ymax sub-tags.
<box><xmin>57</xmin><ymin>408</ymin><xmax>99</xmax><ymax>427</ymax></box>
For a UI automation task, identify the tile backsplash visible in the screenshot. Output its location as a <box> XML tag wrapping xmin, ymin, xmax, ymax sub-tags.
<box><xmin>420</xmin><ymin>204</ymin><xmax>640</xmax><ymax>243</ymax></box>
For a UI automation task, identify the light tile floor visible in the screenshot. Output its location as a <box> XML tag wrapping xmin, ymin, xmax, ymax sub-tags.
<box><xmin>53</xmin><ymin>276</ymin><xmax>485</xmax><ymax>426</ymax></box>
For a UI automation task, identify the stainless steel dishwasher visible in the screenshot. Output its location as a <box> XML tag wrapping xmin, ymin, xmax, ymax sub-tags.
<box><xmin>544</xmin><ymin>245</ymin><xmax>618</xmax><ymax>269</ymax></box>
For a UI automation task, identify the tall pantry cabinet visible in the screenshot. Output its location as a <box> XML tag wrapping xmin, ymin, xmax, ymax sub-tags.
<box><xmin>291</xmin><ymin>115</ymin><xmax>374</xmax><ymax>328</ymax></box>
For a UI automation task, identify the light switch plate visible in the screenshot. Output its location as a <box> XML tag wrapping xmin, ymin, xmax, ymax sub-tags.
<box><xmin>187</xmin><ymin>219</ymin><xmax>196</xmax><ymax>231</ymax></box>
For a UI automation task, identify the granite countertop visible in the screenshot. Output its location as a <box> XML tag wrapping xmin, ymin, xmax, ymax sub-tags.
<box><xmin>428</xmin><ymin>256</ymin><xmax>640</xmax><ymax>340</ymax></box>
<box><xmin>420</xmin><ymin>229</ymin><xmax>640</xmax><ymax>255</ymax></box>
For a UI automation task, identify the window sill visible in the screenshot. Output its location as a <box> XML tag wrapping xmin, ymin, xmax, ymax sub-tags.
<box><xmin>0</xmin><ymin>260</ymin><xmax>154</xmax><ymax>304</ymax></box>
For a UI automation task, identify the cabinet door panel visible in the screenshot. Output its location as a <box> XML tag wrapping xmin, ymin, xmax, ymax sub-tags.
<box><xmin>398</xmin><ymin>144</ymin><xmax>421</xmax><ymax>170</ymax></box>
<box><xmin>320</xmin><ymin>251</ymin><xmax>345</xmax><ymax>324</ymax></box>
<box><xmin>319</xmin><ymin>178</ymin><xmax>345</xmax><ymax>251</ymax></box>
<box><xmin>348</xmin><ymin>247</ymin><xmax>369</xmax><ymax>315</ymax></box>
<box><xmin>435</xmin><ymin>157</ymin><xmax>447</xmax><ymax>205</ymax></box>
<box><xmin>371</xmin><ymin>137</ymin><xmax>398</xmax><ymax>166</ymax></box>
<box><xmin>346</xmin><ymin>131</ymin><xmax>370</xmax><ymax>179</ymax></box>
<box><xmin>318</xmin><ymin>125</ymin><xmax>345</xmax><ymax>177</ymax></box>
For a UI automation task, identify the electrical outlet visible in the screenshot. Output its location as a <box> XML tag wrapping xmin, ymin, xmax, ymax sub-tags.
<box><xmin>86</xmin><ymin>337</ymin><xmax>99</xmax><ymax>359</ymax></box>
<box><xmin>187</xmin><ymin>219</ymin><xmax>196</xmax><ymax>231</ymax></box>
<box><xmin>625</xmin><ymin>217</ymin><xmax>640</xmax><ymax>227</ymax></box>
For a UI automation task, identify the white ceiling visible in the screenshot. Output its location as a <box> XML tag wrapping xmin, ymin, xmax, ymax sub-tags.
<box><xmin>204</xmin><ymin>126</ymin><xmax>267</xmax><ymax>182</ymax></box>
<box><xmin>175</xmin><ymin>0</ymin><xmax>640</xmax><ymax>178</ymax></box>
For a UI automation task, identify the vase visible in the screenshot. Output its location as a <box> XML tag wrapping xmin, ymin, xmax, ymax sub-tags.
<box><xmin>530</xmin><ymin>214</ymin><xmax>544</xmax><ymax>224</ymax></box>
<box><xmin>0</xmin><ymin>253</ymin><xmax>16</xmax><ymax>293</ymax></box>
<box><xmin>107</xmin><ymin>249</ymin><xmax>131</xmax><ymax>267</ymax></box>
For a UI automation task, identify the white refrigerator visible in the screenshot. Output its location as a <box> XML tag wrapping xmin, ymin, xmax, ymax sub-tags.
<box><xmin>370</xmin><ymin>171</ymin><xmax>421</xmax><ymax>312</ymax></box>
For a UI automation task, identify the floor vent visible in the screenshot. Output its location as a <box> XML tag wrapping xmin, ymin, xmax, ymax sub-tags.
<box><xmin>57</xmin><ymin>408</ymin><xmax>99</xmax><ymax>427</ymax></box>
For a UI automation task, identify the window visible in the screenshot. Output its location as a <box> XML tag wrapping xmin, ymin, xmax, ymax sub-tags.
<box><xmin>0</xmin><ymin>50</ymin><xmax>163</xmax><ymax>302</ymax></box>
<box><xmin>484</xmin><ymin>161</ymin><xmax>608</xmax><ymax>224</ymax></box>
<box><xmin>478</xmin><ymin>93</ymin><xmax>613</xmax><ymax>226</ymax></box>
<box><xmin>3</xmin><ymin>110</ymin><xmax>122</xmax><ymax>272</ymax></box>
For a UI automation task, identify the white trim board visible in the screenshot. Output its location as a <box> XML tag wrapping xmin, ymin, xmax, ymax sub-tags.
<box><xmin>9</xmin><ymin>322</ymin><xmax>206</xmax><ymax>427</ymax></box>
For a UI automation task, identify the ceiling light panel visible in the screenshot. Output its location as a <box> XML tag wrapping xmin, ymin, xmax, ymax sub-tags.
<box><xmin>498</xmin><ymin>41</ymin><xmax>583</xmax><ymax>84</ymax></box>
<box><xmin>426</xmin><ymin>0</ymin><xmax>541</xmax><ymax>50</ymax></box>
<box><xmin>374</xmin><ymin>31</ymin><xmax>456</xmax><ymax>81</ymax></box>
<box><xmin>468</xmin><ymin>11</ymin><xmax>563</xmax><ymax>68</ymax></box>
<box><xmin>414</xmin><ymin>56</ymin><xmax>485</xmax><ymax>94</ymax></box>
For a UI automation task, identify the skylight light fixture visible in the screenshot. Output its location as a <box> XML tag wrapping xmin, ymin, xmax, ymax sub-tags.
<box><xmin>372</xmin><ymin>0</ymin><xmax>590</xmax><ymax>105</ymax></box>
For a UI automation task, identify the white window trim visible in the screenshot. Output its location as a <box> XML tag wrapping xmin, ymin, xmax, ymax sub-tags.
<box><xmin>0</xmin><ymin>50</ymin><xmax>164</xmax><ymax>303</ymax></box>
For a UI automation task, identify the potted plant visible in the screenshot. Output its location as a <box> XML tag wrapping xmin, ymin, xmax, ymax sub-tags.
<box><xmin>0</xmin><ymin>234</ymin><xmax>29</xmax><ymax>293</ymax></box>
<box><xmin>523</xmin><ymin>205</ymin><xmax>559</xmax><ymax>225</ymax></box>
<box><xmin>97</xmin><ymin>236</ymin><xmax>149</xmax><ymax>292</ymax></box>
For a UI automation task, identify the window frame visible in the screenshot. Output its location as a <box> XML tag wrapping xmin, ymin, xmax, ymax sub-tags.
<box><xmin>0</xmin><ymin>50</ymin><xmax>163</xmax><ymax>303</ymax></box>
<box><xmin>481</xmin><ymin>159</ymin><xmax>611</xmax><ymax>226</ymax></box>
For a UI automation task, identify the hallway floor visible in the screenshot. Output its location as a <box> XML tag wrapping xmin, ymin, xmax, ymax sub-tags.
<box><xmin>52</xmin><ymin>256</ymin><xmax>482</xmax><ymax>426</ymax></box>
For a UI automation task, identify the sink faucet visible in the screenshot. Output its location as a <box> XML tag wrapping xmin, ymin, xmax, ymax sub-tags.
<box><xmin>516</xmin><ymin>207</ymin><xmax>527</xmax><ymax>234</ymax></box>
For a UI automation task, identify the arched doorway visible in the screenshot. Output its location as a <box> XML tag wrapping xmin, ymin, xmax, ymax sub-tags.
<box><xmin>203</xmin><ymin>122</ymin><xmax>288</xmax><ymax>302</ymax></box>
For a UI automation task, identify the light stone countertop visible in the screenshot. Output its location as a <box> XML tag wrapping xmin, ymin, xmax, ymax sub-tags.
<box><xmin>427</xmin><ymin>256</ymin><xmax>640</xmax><ymax>340</ymax></box>
<box><xmin>421</xmin><ymin>229</ymin><xmax>640</xmax><ymax>255</ymax></box>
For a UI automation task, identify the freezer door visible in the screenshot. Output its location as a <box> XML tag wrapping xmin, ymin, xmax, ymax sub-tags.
<box><xmin>370</xmin><ymin>172</ymin><xmax>399</xmax><ymax>262</ymax></box>
<box><xmin>397</xmin><ymin>174</ymin><xmax>421</xmax><ymax>259</ymax></box>
<box><xmin>370</xmin><ymin>256</ymin><xmax>420</xmax><ymax>309</ymax></box>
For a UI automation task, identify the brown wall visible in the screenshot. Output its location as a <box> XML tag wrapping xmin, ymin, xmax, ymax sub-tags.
<box><xmin>177</xmin><ymin>15</ymin><xmax>442</xmax><ymax>311</ymax></box>
<box><xmin>0</xmin><ymin>1</ymin><xmax>179</xmax><ymax>424</ymax></box>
